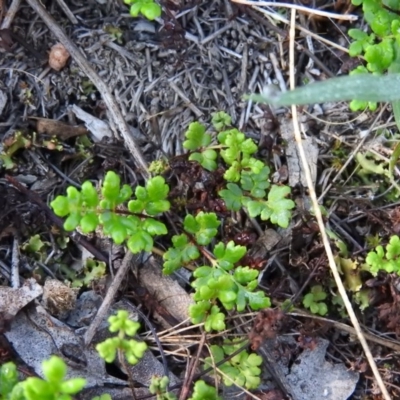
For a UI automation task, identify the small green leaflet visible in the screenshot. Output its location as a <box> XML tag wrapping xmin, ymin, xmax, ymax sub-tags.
<box><xmin>213</xmin><ymin>241</ymin><xmax>246</xmax><ymax>270</ymax></box>
<box><xmin>183</xmin><ymin>122</ymin><xmax>211</xmax><ymax>151</ymax></box>
<box><xmin>163</xmin><ymin>234</ymin><xmax>200</xmax><ymax>274</ymax></box>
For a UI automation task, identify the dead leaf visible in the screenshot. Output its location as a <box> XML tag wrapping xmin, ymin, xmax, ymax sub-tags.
<box><xmin>31</xmin><ymin>117</ymin><xmax>88</xmax><ymax>140</ymax></box>
<box><xmin>66</xmin><ymin>293</ymin><xmax>180</xmax><ymax>387</ymax></box>
<box><xmin>138</xmin><ymin>255</ymin><xmax>194</xmax><ymax>328</ymax></box>
<box><xmin>5</xmin><ymin>303</ymin><xmax>125</xmax><ymax>387</ymax></box>
<box><xmin>71</xmin><ymin>104</ymin><xmax>112</xmax><ymax>142</ymax></box>
<box><xmin>259</xmin><ymin>337</ymin><xmax>359</xmax><ymax>400</ymax></box>
<box><xmin>0</xmin><ymin>278</ymin><xmax>43</xmax><ymax>332</ymax></box>
<box><xmin>280</xmin><ymin>119</ymin><xmax>319</xmax><ymax>188</ymax></box>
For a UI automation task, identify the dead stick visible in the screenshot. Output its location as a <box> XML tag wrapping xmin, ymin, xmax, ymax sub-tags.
<box><xmin>84</xmin><ymin>251</ymin><xmax>134</xmax><ymax>345</ymax></box>
<box><xmin>178</xmin><ymin>332</ymin><xmax>206</xmax><ymax>400</ymax></box>
<box><xmin>5</xmin><ymin>175</ymin><xmax>109</xmax><ymax>265</ymax></box>
<box><xmin>1</xmin><ymin>0</ymin><xmax>22</xmax><ymax>29</ymax></box>
<box><xmin>25</xmin><ymin>0</ymin><xmax>149</xmax><ymax>178</ymax></box>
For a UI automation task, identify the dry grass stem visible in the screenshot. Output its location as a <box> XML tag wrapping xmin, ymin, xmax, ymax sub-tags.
<box><xmin>289</xmin><ymin>312</ymin><xmax>400</xmax><ymax>353</ymax></box>
<box><xmin>84</xmin><ymin>251</ymin><xmax>134</xmax><ymax>345</ymax></box>
<box><xmin>232</xmin><ymin>0</ymin><xmax>358</xmax><ymax>21</ymax></box>
<box><xmin>250</xmin><ymin>5</ymin><xmax>351</xmax><ymax>54</ymax></box>
<box><xmin>288</xmin><ymin>9</ymin><xmax>391</xmax><ymax>400</ymax></box>
<box><xmin>318</xmin><ymin>105</ymin><xmax>388</xmax><ymax>202</ymax></box>
<box><xmin>25</xmin><ymin>0</ymin><xmax>150</xmax><ymax>177</ymax></box>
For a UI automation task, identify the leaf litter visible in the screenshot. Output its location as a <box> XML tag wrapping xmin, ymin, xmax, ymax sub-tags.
<box><xmin>1</xmin><ymin>0</ymin><xmax>400</xmax><ymax>399</ymax></box>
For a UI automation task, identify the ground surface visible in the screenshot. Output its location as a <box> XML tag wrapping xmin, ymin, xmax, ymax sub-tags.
<box><xmin>1</xmin><ymin>0</ymin><xmax>400</xmax><ymax>399</ymax></box>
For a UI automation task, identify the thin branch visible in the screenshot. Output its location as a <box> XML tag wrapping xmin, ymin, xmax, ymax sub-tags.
<box><xmin>246</xmin><ymin>4</ymin><xmax>351</xmax><ymax>54</ymax></box>
<box><xmin>84</xmin><ymin>251</ymin><xmax>134</xmax><ymax>345</ymax></box>
<box><xmin>288</xmin><ymin>9</ymin><xmax>391</xmax><ymax>400</ymax></box>
<box><xmin>25</xmin><ymin>0</ymin><xmax>149</xmax><ymax>178</ymax></box>
<box><xmin>1</xmin><ymin>0</ymin><xmax>22</xmax><ymax>29</ymax></box>
<box><xmin>231</xmin><ymin>0</ymin><xmax>358</xmax><ymax>21</ymax></box>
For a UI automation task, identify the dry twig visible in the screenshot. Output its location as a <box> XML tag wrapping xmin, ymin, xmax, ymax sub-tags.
<box><xmin>239</xmin><ymin>1</ymin><xmax>351</xmax><ymax>54</ymax></box>
<box><xmin>25</xmin><ymin>0</ymin><xmax>150</xmax><ymax>178</ymax></box>
<box><xmin>318</xmin><ymin>105</ymin><xmax>389</xmax><ymax>202</ymax></box>
<box><xmin>54</xmin><ymin>0</ymin><xmax>78</xmax><ymax>24</ymax></box>
<box><xmin>0</xmin><ymin>0</ymin><xmax>21</xmax><ymax>29</ymax></box>
<box><xmin>84</xmin><ymin>251</ymin><xmax>134</xmax><ymax>345</ymax></box>
<box><xmin>287</xmin><ymin>9</ymin><xmax>391</xmax><ymax>400</ymax></box>
<box><xmin>288</xmin><ymin>311</ymin><xmax>400</xmax><ymax>353</ymax></box>
<box><xmin>232</xmin><ymin>0</ymin><xmax>358</xmax><ymax>21</ymax></box>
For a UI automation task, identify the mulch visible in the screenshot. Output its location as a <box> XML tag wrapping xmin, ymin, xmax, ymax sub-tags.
<box><xmin>1</xmin><ymin>0</ymin><xmax>400</xmax><ymax>399</ymax></box>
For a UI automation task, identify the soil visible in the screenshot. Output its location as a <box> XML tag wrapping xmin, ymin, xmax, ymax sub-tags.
<box><xmin>1</xmin><ymin>0</ymin><xmax>400</xmax><ymax>399</ymax></box>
